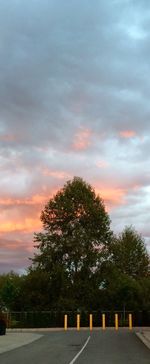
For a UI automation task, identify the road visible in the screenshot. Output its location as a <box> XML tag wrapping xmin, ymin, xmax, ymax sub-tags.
<box><xmin>0</xmin><ymin>330</ymin><xmax>150</xmax><ymax>364</ymax></box>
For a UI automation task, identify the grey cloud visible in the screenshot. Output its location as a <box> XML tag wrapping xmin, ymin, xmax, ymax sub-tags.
<box><xmin>0</xmin><ymin>0</ymin><xmax>150</xmax><ymax>271</ymax></box>
<box><xmin>1</xmin><ymin>0</ymin><xmax>150</xmax><ymax>145</ymax></box>
<box><xmin>0</xmin><ymin>238</ymin><xmax>32</xmax><ymax>273</ymax></box>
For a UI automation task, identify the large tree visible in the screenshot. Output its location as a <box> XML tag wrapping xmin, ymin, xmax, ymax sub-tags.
<box><xmin>31</xmin><ymin>177</ymin><xmax>112</xmax><ymax>309</ymax></box>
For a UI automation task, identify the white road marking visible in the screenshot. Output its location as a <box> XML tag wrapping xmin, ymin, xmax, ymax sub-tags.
<box><xmin>68</xmin><ymin>335</ymin><xmax>91</xmax><ymax>364</ymax></box>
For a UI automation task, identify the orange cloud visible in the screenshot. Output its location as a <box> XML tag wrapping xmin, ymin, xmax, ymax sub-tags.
<box><xmin>0</xmin><ymin>134</ymin><xmax>17</xmax><ymax>142</ymax></box>
<box><xmin>119</xmin><ymin>130</ymin><xmax>136</xmax><ymax>138</ymax></box>
<box><xmin>0</xmin><ymin>218</ymin><xmax>42</xmax><ymax>233</ymax></box>
<box><xmin>42</xmin><ymin>169</ymin><xmax>72</xmax><ymax>179</ymax></box>
<box><xmin>72</xmin><ymin>128</ymin><xmax>92</xmax><ymax>151</ymax></box>
<box><xmin>95</xmin><ymin>187</ymin><xmax>126</xmax><ymax>208</ymax></box>
<box><xmin>0</xmin><ymin>191</ymin><xmax>59</xmax><ymax>236</ymax></box>
<box><xmin>0</xmin><ymin>193</ymin><xmax>52</xmax><ymax>207</ymax></box>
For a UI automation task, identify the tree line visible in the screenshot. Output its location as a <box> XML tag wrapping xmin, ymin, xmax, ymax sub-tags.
<box><xmin>0</xmin><ymin>177</ymin><xmax>149</xmax><ymax>312</ymax></box>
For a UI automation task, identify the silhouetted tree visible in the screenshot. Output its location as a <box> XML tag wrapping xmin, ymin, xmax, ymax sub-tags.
<box><xmin>30</xmin><ymin>177</ymin><xmax>113</xmax><ymax>309</ymax></box>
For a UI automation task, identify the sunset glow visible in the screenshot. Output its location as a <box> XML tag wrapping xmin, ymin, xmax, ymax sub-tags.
<box><xmin>0</xmin><ymin>0</ymin><xmax>150</xmax><ymax>272</ymax></box>
<box><xmin>0</xmin><ymin>218</ymin><xmax>42</xmax><ymax>234</ymax></box>
<box><xmin>119</xmin><ymin>130</ymin><xmax>136</xmax><ymax>138</ymax></box>
<box><xmin>72</xmin><ymin>128</ymin><xmax>92</xmax><ymax>151</ymax></box>
<box><xmin>42</xmin><ymin>169</ymin><xmax>72</xmax><ymax>180</ymax></box>
<box><xmin>96</xmin><ymin>187</ymin><xmax>126</xmax><ymax>207</ymax></box>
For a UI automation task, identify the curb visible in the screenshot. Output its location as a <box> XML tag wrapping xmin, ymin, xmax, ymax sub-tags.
<box><xmin>6</xmin><ymin>326</ymin><xmax>147</xmax><ymax>332</ymax></box>
<box><xmin>0</xmin><ymin>333</ymin><xmax>43</xmax><ymax>354</ymax></box>
<box><xmin>7</xmin><ymin>327</ymin><xmax>136</xmax><ymax>332</ymax></box>
<box><xmin>136</xmin><ymin>332</ymin><xmax>150</xmax><ymax>350</ymax></box>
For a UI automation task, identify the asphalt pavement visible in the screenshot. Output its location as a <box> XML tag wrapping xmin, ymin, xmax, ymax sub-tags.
<box><xmin>0</xmin><ymin>330</ymin><xmax>150</xmax><ymax>364</ymax></box>
<box><xmin>0</xmin><ymin>332</ymin><xmax>43</xmax><ymax>354</ymax></box>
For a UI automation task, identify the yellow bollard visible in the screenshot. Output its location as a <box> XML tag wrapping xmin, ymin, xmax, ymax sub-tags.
<box><xmin>129</xmin><ymin>314</ymin><xmax>132</xmax><ymax>330</ymax></box>
<box><xmin>64</xmin><ymin>314</ymin><xmax>68</xmax><ymax>331</ymax></box>
<box><xmin>102</xmin><ymin>314</ymin><xmax>106</xmax><ymax>330</ymax></box>
<box><xmin>77</xmin><ymin>314</ymin><xmax>80</xmax><ymax>331</ymax></box>
<box><xmin>89</xmin><ymin>314</ymin><xmax>93</xmax><ymax>331</ymax></box>
<box><xmin>115</xmin><ymin>314</ymin><xmax>118</xmax><ymax>330</ymax></box>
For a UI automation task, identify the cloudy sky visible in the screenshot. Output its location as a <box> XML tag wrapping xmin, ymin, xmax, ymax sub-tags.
<box><xmin>0</xmin><ymin>0</ymin><xmax>150</xmax><ymax>273</ymax></box>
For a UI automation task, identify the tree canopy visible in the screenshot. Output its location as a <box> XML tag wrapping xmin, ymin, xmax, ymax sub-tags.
<box><xmin>110</xmin><ymin>226</ymin><xmax>149</xmax><ymax>278</ymax></box>
<box><xmin>30</xmin><ymin>177</ymin><xmax>113</xmax><ymax>308</ymax></box>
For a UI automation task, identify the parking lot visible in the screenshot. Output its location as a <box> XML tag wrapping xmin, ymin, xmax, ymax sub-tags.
<box><xmin>0</xmin><ymin>329</ymin><xmax>150</xmax><ymax>364</ymax></box>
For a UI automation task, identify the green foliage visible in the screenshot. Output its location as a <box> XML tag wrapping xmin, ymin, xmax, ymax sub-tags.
<box><xmin>21</xmin><ymin>270</ymin><xmax>51</xmax><ymax>310</ymax></box>
<box><xmin>138</xmin><ymin>278</ymin><xmax>150</xmax><ymax>311</ymax></box>
<box><xmin>30</xmin><ymin>177</ymin><xmax>112</xmax><ymax>309</ymax></box>
<box><xmin>0</xmin><ymin>271</ymin><xmax>24</xmax><ymax>311</ymax></box>
<box><xmin>110</xmin><ymin>226</ymin><xmax>150</xmax><ymax>278</ymax></box>
<box><xmin>102</xmin><ymin>266</ymin><xmax>142</xmax><ymax>310</ymax></box>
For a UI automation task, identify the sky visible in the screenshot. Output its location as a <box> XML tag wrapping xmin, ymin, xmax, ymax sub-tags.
<box><xmin>0</xmin><ymin>0</ymin><xmax>150</xmax><ymax>274</ymax></box>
